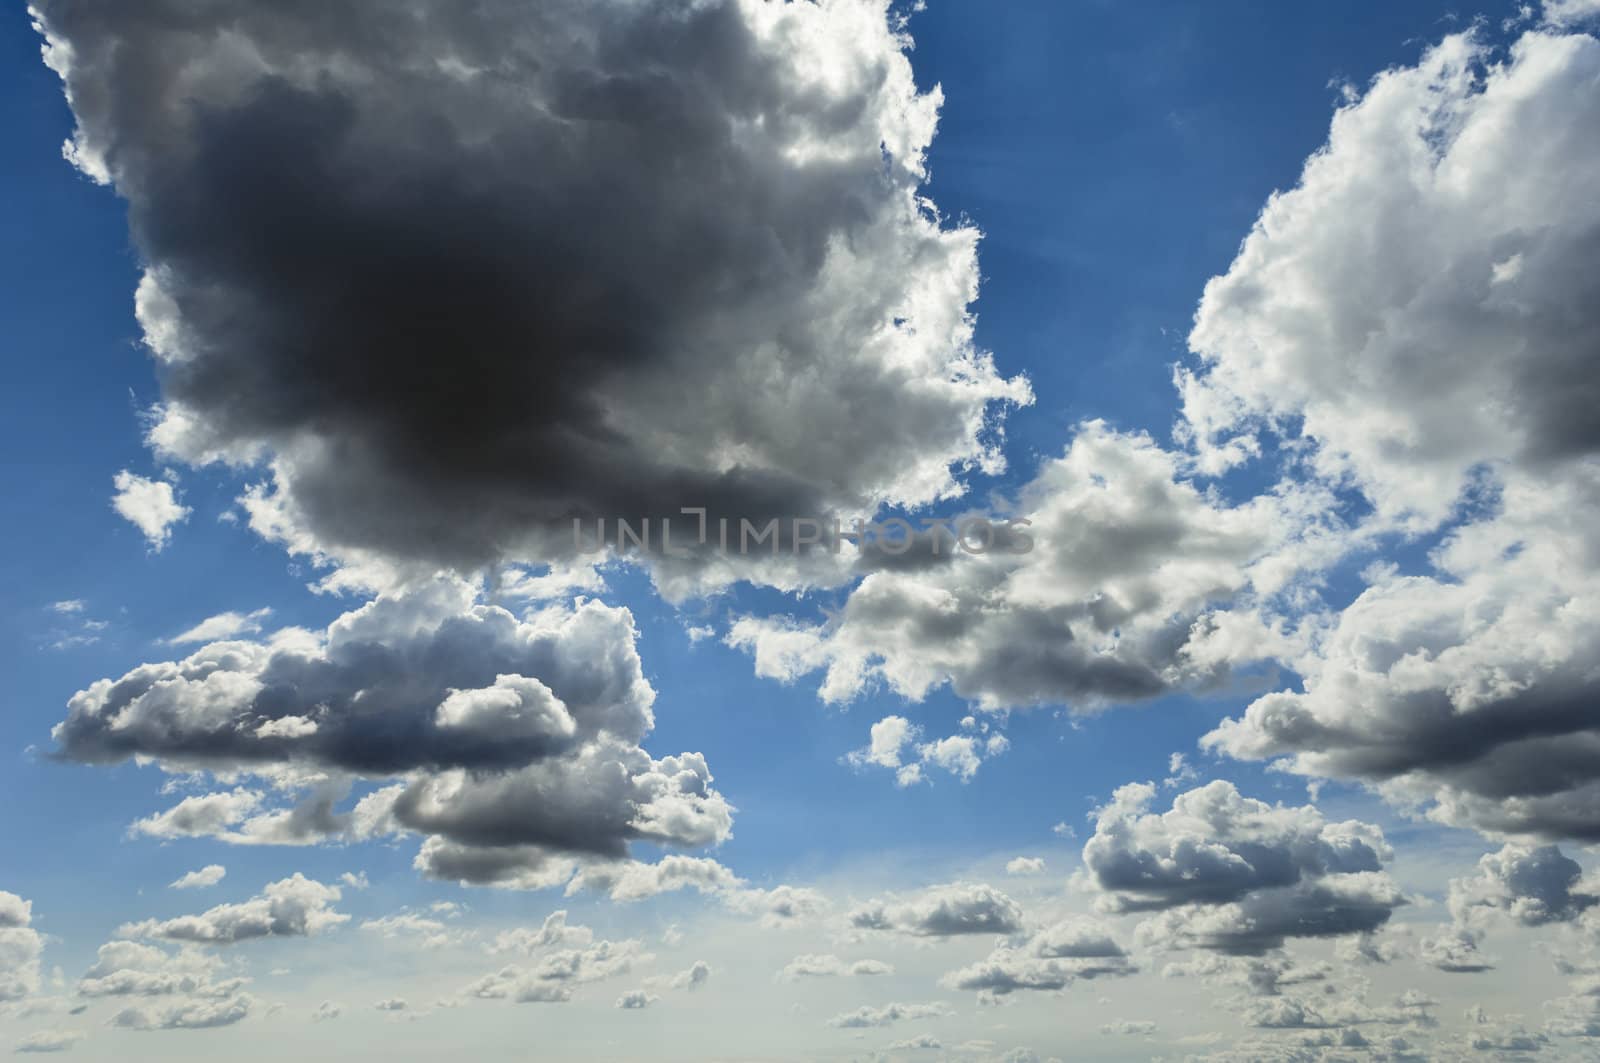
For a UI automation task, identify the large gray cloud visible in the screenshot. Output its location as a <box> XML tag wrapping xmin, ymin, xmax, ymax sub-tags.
<box><xmin>52</xmin><ymin>580</ymin><xmax>732</xmax><ymax>884</ymax></box>
<box><xmin>33</xmin><ymin>0</ymin><xmax>1028</xmax><ymax>586</ymax></box>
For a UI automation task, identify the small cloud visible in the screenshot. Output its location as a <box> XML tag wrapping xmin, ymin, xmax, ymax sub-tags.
<box><xmin>1005</xmin><ymin>857</ymin><xmax>1045</xmax><ymax>876</ymax></box>
<box><xmin>615</xmin><ymin>990</ymin><xmax>657</xmax><ymax>1010</ymax></box>
<box><xmin>111</xmin><ymin>470</ymin><xmax>190</xmax><ymax>550</ymax></box>
<box><xmin>169</xmin><ymin>865</ymin><xmax>226</xmax><ymax>890</ymax></box>
<box><xmin>165</xmin><ymin>608</ymin><xmax>273</xmax><ymax>645</ymax></box>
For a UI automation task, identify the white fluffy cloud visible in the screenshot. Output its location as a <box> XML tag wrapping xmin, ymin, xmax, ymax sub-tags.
<box><xmin>850</xmin><ymin>882</ymin><xmax>1024</xmax><ymax>937</ymax></box>
<box><xmin>777</xmin><ymin>954</ymin><xmax>894</xmax><ymax>981</ymax></box>
<box><xmin>168</xmin><ymin>865</ymin><xmax>226</xmax><ymax>891</ymax></box>
<box><xmin>54</xmin><ymin>579</ymin><xmax>732</xmax><ymax>887</ymax></box>
<box><xmin>844</xmin><ymin>714</ymin><xmax>1009</xmax><ymax>787</ymax></box>
<box><xmin>110</xmin><ymin>471</ymin><xmax>189</xmax><ymax>550</ymax></box>
<box><xmin>1080</xmin><ymin>782</ymin><xmax>1404</xmax><ymax>956</ymax></box>
<box><xmin>941</xmin><ymin>918</ymin><xmax>1136</xmax><ymax>996</ymax></box>
<box><xmin>1181</xmin><ymin>26</ymin><xmax>1600</xmax><ymax>843</ymax></box>
<box><xmin>731</xmin><ymin>423</ymin><xmax>1325</xmax><ymax>712</ymax></box>
<box><xmin>0</xmin><ymin>891</ymin><xmax>43</xmax><ymax>1002</ymax></box>
<box><xmin>78</xmin><ymin>940</ymin><xmax>246</xmax><ymax>999</ymax></box>
<box><xmin>825</xmin><ymin>1001</ymin><xmax>950</xmax><ymax>1029</ymax></box>
<box><xmin>1448</xmin><ymin>843</ymin><xmax>1598</xmax><ymax>927</ymax></box>
<box><xmin>465</xmin><ymin>937</ymin><xmax>648</xmax><ymax>1006</ymax></box>
<box><xmin>119</xmin><ymin>874</ymin><xmax>348</xmax><ymax>944</ymax></box>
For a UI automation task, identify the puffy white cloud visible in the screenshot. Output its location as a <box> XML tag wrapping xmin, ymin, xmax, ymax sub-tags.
<box><xmin>1182</xmin><ymin>26</ymin><xmax>1600</xmax><ymax>843</ymax></box>
<box><xmin>825</xmin><ymin>1001</ymin><xmax>950</xmax><ymax>1029</ymax></box>
<box><xmin>110</xmin><ymin>471</ymin><xmax>189</xmax><ymax>550</ymax></box>
<box><xmin>106</xmin><ymin>995</ymin><xmax>252</xmax><ymax>1031</ymax></box>
<box><xmin>55</xmin><ymin>580</ymin><xmax>732</xmax><ymax>886</ymax></box>
<box><xmin>1448</xmin><ymin>843</ymin><xmax>1598</xmax><ymax>927</ymax></box>
<box><xmin>1005</xmin><ymin>857</ymin><xmax>1046</xmax><ymax>877</ymax></box>
<box><xmin>731</xmin><ymin>423</ymin><xmax>1328</xmax><ymax>712</ymax></box>
<box><xmin>777</xmin><ymin>954</ymin><xmax>893</xmax><ymax>981</ymax></box>
<box><xmin>849</xmin><ymin>882</ymin><xmax>1024</xmax><ymax>938</ymax></box>
<box><xmin>35</xmin><ymin>0</ymin><xmax>1029</xmax><ymax>590</ymax></box>
<box><xmin>465</xmin><ymin>938</ymin><xmax>648</xmax><ymax>1005</ymax></box>
<box><xmin>1080</xmin><ymin>782</ymin><xmax>1404</xmax><ymax>956</ymax></box>
<box><xmin>1181</xmin><ymin>27</ymin><xmax>1600</xmax><ymax>522</ymax></box>
<box><xmin>77</xmin><ymin>941</ymin><xmax>246</xmax><ymax>1000</ymax></box>
<box><xmin>668</xmin><ymin>961</ymin><xmax>710</xmax><ymax>992</ymax></box>
<box><xmin>118</xmin><ymin>874</ymin><xmax>348</xmax><ymax>945</ymax></box>
<box><xmin>941</xmin><ymin>919</ymin><xmax>1136</xmax><ymax>996</ymax></box>
<box><xmin>0</xmin><ymin>892</ymin><xmax>43</xmax><ymax>1003</ymax></box>
<box><xmin>614</xmin><ymin>989</ymin><xmax>657</xmax><ymax>1010</ymax></box>
<box><xmin>168</xmin><ymin>865</ymin><xmax>226</xmax><ymax>891</ymax></box>
<box><xmin>844</xmin><ymin>715</ymin><xmax>1008</xmax><ymax>786</ymax></box>
<box><xmin>1417</xmin><ymin>927</ymin><xmax>1494</xmax><ymax>974</ymax></box>
<box><xmin>491</xmin><ymin>912</ymin><xmax>594</xmax><ymax>956</ymax></box>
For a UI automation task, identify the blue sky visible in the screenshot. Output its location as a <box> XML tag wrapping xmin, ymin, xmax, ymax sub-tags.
<box><xmin>4</xmin><ymin>0</ymin><xmax>1600</xmax><ymax>1059</ymax></box>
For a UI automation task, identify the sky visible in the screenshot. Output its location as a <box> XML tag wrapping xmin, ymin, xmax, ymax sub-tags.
<box><xmin>3</xmin><ymin>0</ymin><xmax>1600</xmax><ymax>1059</ymax></box>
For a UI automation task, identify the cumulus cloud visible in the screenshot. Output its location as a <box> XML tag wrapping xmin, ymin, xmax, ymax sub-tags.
<box><xmin>1005</xmin><ymin>857</ymin><xmax>1046</xmax><ymax>876</ymax></box>
<box><xmin>34</xmin><ymin>0</ymin><xmax>1028</xmax><ymax>592</ymax></box>
<box><xmin>77</xmin><ymin>941</ymin><xmax>246</xmax><ymax>1000</ymax></box>
<box><xmin>614</xmin><ymin>989</ymin><xmax>657</xmax><ymax>1010</ymax></box>
<box><xmin>1080</xmin><ymin>782</ymin><xmax>1404</xmax><ymax>955</ymax></box>
<box><xmin>118</xmin><ymin>874</ymin><xmax>348</xmax><ymax>944</ymax></box>
<box><xmin>491</xmin><ymin>912</ymin><xmax>594</xmax><ymax>956</ymax></box>
<box><xmin>54</xmin><ymin>579</ymin><xmax>731</xmax><ymax>887</ymax></box>
<box><xmin>825</xmin><ymin>1002</ymin><xmax>950</xmax><ymax>1029</ymax></box>
<box><xmin>777</xmin><ymin>954</ymin><xmax>893</xmax><ymax>981</ymax></box>
<box><xmin>669</xmin><ymin>961</ymin><xmax>710</xmax><ymax>992</ymax></box>
<box><xmin>168</xmin><ymin>866</ymin><xmax>226</xmax><ymax>891</ymax></box>
<box><xmin>465</xmin><ymin>937</ymin><xmax>647</xmax><ymax>1005</ymax></box>
<box><xmin>1417</xmin><ymin>928</ymin><xmax>1494</xmax><ymax>974</ymax></box>
<box><xmin>1181</xmin><ymin>25</ymin><xmax>1600</xmax><ymax>842</ymax></box>
<box><xmin>941</xmin><ymin>918</ymin><xmax>1136</xmax><ymax>996</ymax></box>
<box><xmin>81</xmin><ymin>941</ymin><xmax>253</xmax><ymax>1033</ymax></box>
<box><xmin>849</xmin><ymin>882</ymin><xmax>1024</xmax><ymax>938</ymax></box>
<box><xmin>1448</xmin><ymin>843</ymin><xmax>1598</xmax><ymax>927</ymax></box>
<box><xmin>0</xmin><ymin>891</ymin><xmax>43</xmax><ymax>1003</ymax></box>
<box><xmin>109</xmin><ymin>471</ymin><xmax>189</xmax><ymax>550</ymax></box>
<box><xmin>731</xmin><ymin>422</ymin><xmax>1328</xmax><ymax>712</ymax></box>
<box><xmin>843</xmin><ymin>715</ymin><xmax>1009</xmax><ymax>786</ymax></box>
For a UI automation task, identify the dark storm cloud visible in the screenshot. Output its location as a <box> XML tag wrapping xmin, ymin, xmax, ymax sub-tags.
<box><xmin>34</xmin><ymin>0</ymin><xmax>1028</xmax><ymax>576</ymax></box>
